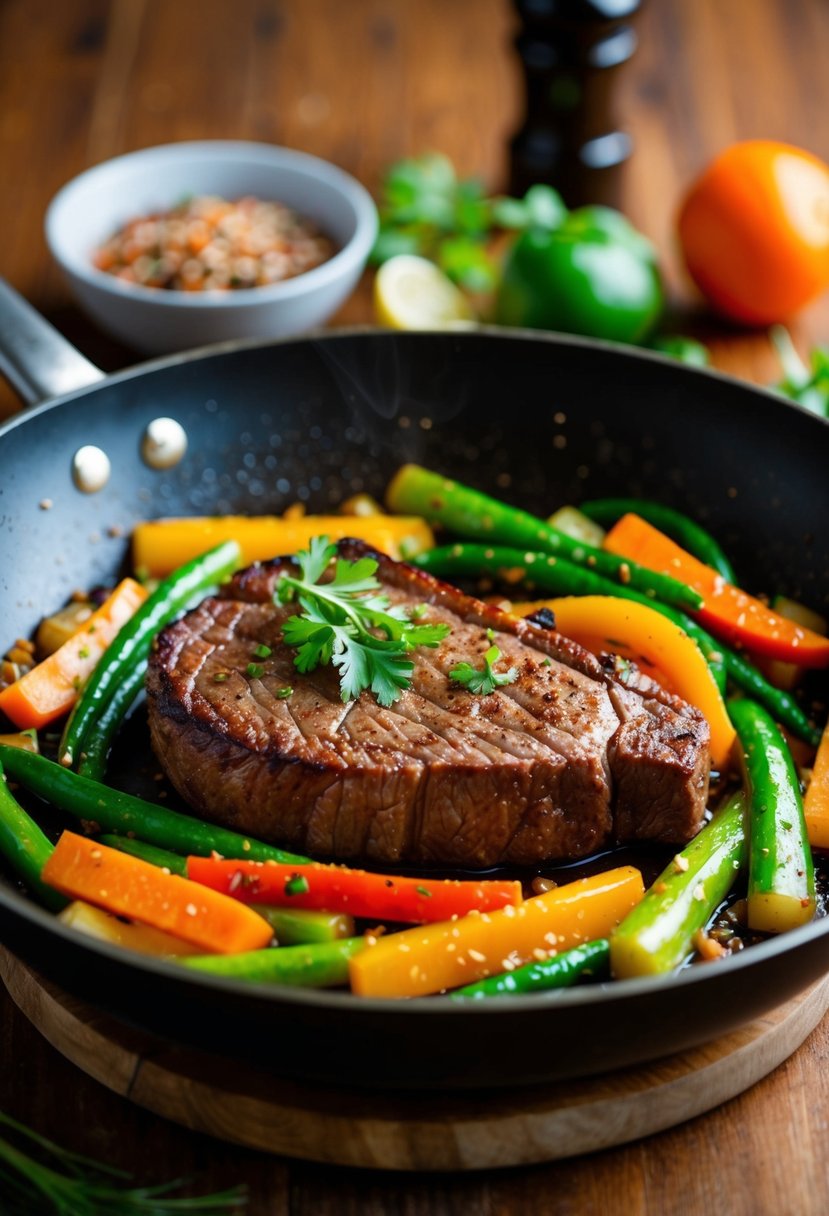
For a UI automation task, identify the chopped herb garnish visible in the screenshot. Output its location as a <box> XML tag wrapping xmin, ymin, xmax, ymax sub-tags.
<box><xmin>277</xmin><ymin>536</ymin><xmax>451</xmax><ymax>706</ymax></box>
<box><xmin>213</xmin><ymin>672</ymin><xmax>230</xmax><ymax>683</ymax></box>
<box><xmin>71</xmin><ymin>675</ymin><xmax>83</xmax><ymax>691</ymax></box>
<box><xmin>410</xmin><ymin>603</ymin><xmax>429</xmax><ymax>620</ymax></box>
<box><xmin>253</xmin><ymin>643</ymin><xmax>272</xmax><ymax>659</ymax></box>
<box><xmin>285</xmin><ymin>874</ymin><xmax>310</xmax><ymax>896</ymax></box>
<box><xmin>449</xmin><ymin>645</ymin><xmax>518</xmax><ymax>696</ymax></box>
<box><xmin>246</xmin><ymin>662</ymin><xmax>265</xmax><ymax>679</ymax></box>
<box><xmin>486</xmin><ymin>627</ymin><xmax>495</xmax><ymax>642</ymax></box>
<box><xmin>541</xmin><ymin>657</ymin><xmax>552</xmax><ymax>667</ymax></box>
<box><xmin>415</xmin><ymin>884</ymin><xmax>432</xmax><ymax>897</ymax></box>
<box><xmin>276</xmin><ymin>686</ymin><xmax>293</xmax><ymax>699</ymax></box>
<box><xmin>78</xmin><ymin>646</ymin><xmax>90</xmax><ymax>659</ymax></box>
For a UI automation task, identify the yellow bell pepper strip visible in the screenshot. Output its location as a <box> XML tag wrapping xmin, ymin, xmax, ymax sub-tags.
<box><xmin>0</xmin><ymin>579</ymin><xmax>147</xmax><ymax>730</ymax></box>
<box><xmin>603</xmin><ymin>513</ymin><xmax>829</xmax><ymax>667</ymax></box>
<box><xmin>610</xmin><ymin>791</ymin><xmax>747</xmax><ymax>978</ymax></box>
<box><xmin>804</xmin><ymin>720</ymin><xmax>829</xmax><ymax>850</ymax></box>
<box><xmin>510</xmin><ymin>595</ymin><xmax>735</xmax><ymax>773</ymax></box>
<box><xmin>58</xmin><ymin>900</ymin><xmax>202</xmax><ymax>958</ymax></box>
<box><xmin>132</xmin><ymin>514</ymin><xmax>435</xmax><ymax>576</ymax></box>
<box><xmin>729</xmin><ymin>699</ymin><xmax>816</xmax><ymax>934</ymax></box>
<box><xmin>42</xmin><ymin>832</ymin><xmax>274</xmax><ymax>954</ymax></box>
<box><xmin>186</xmin><ymin>856</ymin><xmax>522</xmax><ymax>923</ymax></box>
<box><xmin>0</xmin><ymin>730</ymin><xmax>38</xmax><ymax>754</ymax></box>
<box><xmin>348</xmin><ymin>866</ymin><xmax>644</xmax><ymax>999</ymax></box>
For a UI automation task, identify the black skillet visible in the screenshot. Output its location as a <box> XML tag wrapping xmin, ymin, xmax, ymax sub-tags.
<box><xmin>1</xmin><ymin>278</ymin><xmax>828</xmax><ymax>1092</ymax></box>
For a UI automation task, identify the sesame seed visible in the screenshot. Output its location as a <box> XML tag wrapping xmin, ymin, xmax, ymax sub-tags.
<box><xmin>673</xmin><ymin>855</ymin><xmax>690</xmax><ymax>873</ymax></box>
<box><xmin>186</xmin><ymin>903</ymin><xmax>198</xmax><ymax>916</ymax></box>
<box><xmin>692</xmin><ymin>885</ymin><xmax>705</xmax><ymax>902</ymax></box>
<box><xmin>398</xmin><ymin>943</ymin><xmax>411</xmax><ymax>953</ymax></box>
<box><xmin>90</xmin><ymin>849</ymin><xmax>102</xmax><ymax>860</ymax></box>
<box><xmin>409</xmin><ymin>965</ymin><xmax>420</xmax><ymax>981</ymax></box>
<box><xmin>468</xmin><ymin>949</ymin><xmax>486</xmax><ymax>963</ymax></box>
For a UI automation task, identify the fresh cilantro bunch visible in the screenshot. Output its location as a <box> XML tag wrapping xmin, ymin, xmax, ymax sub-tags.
<box><xmin>277</xmin><ymin>537</ymin><xmax>450</xmax><ymax>707</ymax></box>
<box><xmin>770</xmin><ymin>326</ymin><xmax>829</xmax><ymax>417</ymax></box>
<box><xmin>371</xmin><ymin>152</ymin><xmax>565</xmax><ymax>292</ymax></box>
<box><xmin>449</xmin><ymin>645</ymin><xmax>518</xmax><ymax>696</ymax></box>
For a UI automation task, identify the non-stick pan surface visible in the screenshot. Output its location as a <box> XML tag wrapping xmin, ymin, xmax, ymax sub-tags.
<box><xmin>1</xmin><ymin>290</ymin><xmax>828</xmax><ymax>1091</ymax></box>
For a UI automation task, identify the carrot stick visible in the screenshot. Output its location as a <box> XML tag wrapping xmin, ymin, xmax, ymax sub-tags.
<box><xmin>348</xmin><ymin>866</ymin><xmax>645</xmax><ymax>998</ymax></box>
<box><xmin>132</xmin><ymin>515</ymin><xmax>435</xmax><ymax>576</ymax></box>
<box><xmin>603</xmin><ymin>513</ymin><xmax>829</xmax><ymax>667</ymax></box>
<box><xmin>186</xmin><ymin>857</ymin><xmax>522</xmax><ymax>923</ymax></box>
<box><xmin>42</xmin><ymin>832</ymin><xmax>273</xmax><ymax>954</ymax></box>
<box><xmin>0</xmin><ymin>580</ymin><xmax>147</xmax><ymax>729</ymax></box>
<box><xmin>805</xmin><ymin>723</ymin><xmax>829</xmax><ymax>850</ymax></box>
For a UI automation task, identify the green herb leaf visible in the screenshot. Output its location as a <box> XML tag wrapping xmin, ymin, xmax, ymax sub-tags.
<box><xmin>449</xmin><ymin>645</ymin><xmax>519</xmax><ymax>696</ymax></box>
<box><xmin>277</xmin><ymin>538</ymin><xmax>451</xmax><ymax>706</ymax></box>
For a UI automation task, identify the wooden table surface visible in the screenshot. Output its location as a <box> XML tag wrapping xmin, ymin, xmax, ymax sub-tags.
<box><xmin>2</xmin><ymin>1</ymin><xmax>829</xmax><ymax>1212</ymax></box>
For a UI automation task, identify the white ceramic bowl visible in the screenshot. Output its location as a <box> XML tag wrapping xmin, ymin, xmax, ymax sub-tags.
<box><xmin>45</xmin><ymin>141</ymin><xmax>379</xmax><ymax>354</ymax></box>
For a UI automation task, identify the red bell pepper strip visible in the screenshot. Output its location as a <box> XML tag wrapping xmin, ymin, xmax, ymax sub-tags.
<box><xmin>603</xmin><ymin>514</ymin><xmax>829</xmax><ymax>667</ymax></box>
<box><xmin>186</xmin><ymin>857</ymin><xmax>522</xmax><ymax>924</ymax></box>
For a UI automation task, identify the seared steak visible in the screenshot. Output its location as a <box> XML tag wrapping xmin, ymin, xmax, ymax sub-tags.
<box><xmin>147</xmin><ymin>541</ymin><xmax>710</xmax><ymax>867</ymax></box>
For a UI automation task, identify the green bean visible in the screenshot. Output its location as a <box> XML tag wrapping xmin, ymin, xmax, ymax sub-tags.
<box><xmin>388</xmin><ymin>464</ymin><xmax>702</xmax><ymax>612</ymax></box>
<box><xmin>414</xmin><ymin>543</ymin><xmax>728</xmax><ymax>693</ymax></box>
<box><xmin>579</xmin><ymin>498</ymin><xmax>737</xmax><ymax>583</ymax></box>
<box><xmin>724</xmin><ymin>650</ymin><xmax>821</xmax><ymax>747</ymax></box>
<box><xmin>729</xmin><ymin>699</ymin><xmax>816</xmax><ymax>933</ymax></box>
<box><xmin>180</xmin><ymin>937</ymin><xmax>365</xmax><ymax>987</ymax></box>
<box><xmin>0</xmin><ymin>762</ymin><xmax>65</xmax><ymax>910</ymax></box>
<box><xmin>610</xmin><ymin>791</ymin><xmax>747</xmax><ymax>977</ymax></box>
<box><xmin>61</xmin><ymin>540</ymin><xmax>241</xmax><ymax>769</ymax></box>
<box><xmin>451</xmin><ymin>939</ymin><xmax>609</xmax><ymax>1000</ymax></box>
<box><xmin>99</xmin><ymin>834</ymin><xmax>354</xmax><ymax>943</ymax></box>
<box><xmin>76</xmin><ymin>661</ymin><xmax>147</xmax><ymax>782</ymax></box>
<box><xmin>0</xmin><ymin>746</ymin><xmax>308</xmax><ymax>866</ymax></box>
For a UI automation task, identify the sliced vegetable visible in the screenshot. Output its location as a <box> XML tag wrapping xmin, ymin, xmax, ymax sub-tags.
<box><xmin>0</xmin><ymin>762</ymin><xmax>65</xmax><ymax>911</ymax></box>
<box><xmin>0</xmin><ymin>579</ymin><xmax>147</xmax><ymax>730</ymax></box>
<box><xmin>610</xmin><ymin>791</ymin><xmax>747</xmax><ymax>978</ymax></box>
<box><xmin>388</xmin><ymin>465</ymin><xmax>702</xmax><ymax>612</ymax></box>
<box><xmin>580</xmin><ymin>498</ymin><xmax>737</xmax><ymax>583</ymax></box>
<box><xmin>35</xmin><ymin>600</ymin><xmax>95</xmax><ymax>658</ymax></box>
<box><xmin>804</xmin><ymin>721</ymin><xmax>829</xmax><ymax>850</ymax></box>
<box><xmin>181</xmin><ymin>937</ymin><xmax>365</xmax><ymax>987</ymax></box>
<box><xmin>58</xmin><ymin>899</ymin><xmax>201</xmax><ymax>957</ymax></box>
<box><xmin>723</xmin><ymin>649</ymin><xmax>821</xmax><ymax>748</ymax></box>
<box><xmin>42</xmin><ymin>832</ymin><xmax>274</xmax><ymax>954</ymax></box>
<box><xmin>0</xmin><ymin>730</ymin><xmax>38</xmax><ymax>754</ymax></box>
<box><xmin>729</xmin><ymin>699</ymin><xmax>816</xmax><ymax>933</ymax></box>
<box><xmin>604</xmin><ymin>513</ymin><xmax>829</xmax><ymax>666</ymax></box>
<box><xmin>132</xmin><ymin>514</ymin><xmax>435</xmax><ymax>576</ymax></box>
<box><xmin>186</xmin><ymin>856</ymin><xmax>522</xmax><ymax>923</ymax></box>
<box><xmin>525</xmin><ymin>595</ymin><xmax>735</xmax><ymax>771</ymax></box>
<box><xmin>348</xmin><ymin>866</ymin><xmax>644</xmax><ymax>998</ymax></box>
<box><xmin>60</xmin><ymin>540</ymin><xmax>241</xmax><ymax>769</ymax></box>
<box><xmin>452</xmin><ymin>938</ymin><xmax>610</xmax><ymax>1000</ymax></box>
<box><xmin>763</xmin><ymin>595</ymin><xmax>828</xmax><ymax>691</ymax></box>
<box><xmin>546</xmin><ymin>506</ymin><xmax>606</xmax><ymax>548</ymax></box>
<box><xmin>0</xmin><ymin>746</ymin><xmax>309</xmax><ymax>865</ymax></box>
<box><xmin>100</xmin><ymin>834</ymin><xmax>355</xmax><ymax>943</ymax></box>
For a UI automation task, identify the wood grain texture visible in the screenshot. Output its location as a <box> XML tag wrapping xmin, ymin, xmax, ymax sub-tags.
<box><xmin>3</xmin><ymin>949</ymin><xmax>829</xmax><ymax>1172</ymax></box>
<box><xmin>2</xmin><ymin>1</ymin><xmax>829</xmax><ymax>1211</ymax></box>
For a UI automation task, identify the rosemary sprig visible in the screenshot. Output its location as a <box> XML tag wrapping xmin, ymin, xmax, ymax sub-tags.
<box><xmin>277</xmin><ymin>537</ymin><xmax>450</xmax><ymax>707</ymax></box>
<box><xmin>0</xmin><ymin>1110</ymin><xmax>246</xmax><ymax>1215</ymax></box>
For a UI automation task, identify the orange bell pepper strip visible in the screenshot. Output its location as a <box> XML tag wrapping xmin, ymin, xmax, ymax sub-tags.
<box><xmin>348</xmin><ymin>866</ymin><xmax>644</xmax><ymax>999</ymax></box>
<box><xmin>805</xmin><ymin>723</ymin><xmax>829</xmax><ymax>850</ymax></box>
<box><xmin>42</xmin><ymin>832</ymin><xmax>273</xmax><ymax>954</ymax></box>
<box><xmin>603</xmin><ymin>514</ymin><xmax>829</xmax><ymax>667</ymax></box>
<box><xmin>186</xmin><ymin>857</ymin><xmax>522</xmax><ymax>924</ymax></box>
<box><xmin>132</xmin><ymin>515</ymin><xmax>435</xmax><ymax>576</ymax></box>
<box><xmin>0</xmin><ymin>579</ymin><xmax>147</xmax><ymax>730</ymax></box>
<box><xmin>510</xmin><ymin>595</ymin><xmax>735</xmax><ymax>773</ymax></box>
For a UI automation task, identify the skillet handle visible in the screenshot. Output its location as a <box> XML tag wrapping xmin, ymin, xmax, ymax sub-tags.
<box><xmin>0</xmin><ymin>277</ymin><xmax>105</xmax><ymax>409</ymax></box>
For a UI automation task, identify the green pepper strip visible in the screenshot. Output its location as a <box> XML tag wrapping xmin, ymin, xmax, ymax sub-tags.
<box><xmin>728</xmin><ymin>699</ymin><xmax>816</xmax><ymax>933</ymax></box>
<box><xmin>98</xmin><ymin>834</ymin><xmax>353</xmax><ymax>944</ymax></box>
<box><xmin>414</xmin><ymin>543</ymin><xmax>727</xmax><ymax>694</ymax></box>
<box><xmin>76</xmin><ymin>662</ymin><xmax>147</xmax><ymax>782</ymax></box>
<box><xmin>451</xmin><ymin>938</ymin><xmax>610</xmax><ymax>1000</ymax></box>
<box><xmin>609</xmin><ymin>791</ymin><xmax>747</xmax><ymax>978</ymax></box>
<box><xmin>387</xmin><ymin>465</ymin><xmax>702</xmax><ymax>613</ymax></box>
<box><xmin>180</xmin><ymin>937</ymin><xmax>365</xmax><ymax>987</ymax></box>
<box><xmin>0</xmin><ymin>763</ymin><xmax>65</xmax><ymax>911</ymax></box>
<box><xmin>0</xmin><ymin>746</ymin><xmax>309</xmax><ymax>867</ymax></box>
<box><xmin>723</xmin><ymin>651</ymin><xmax>821</xmax><ymax>748</ymax></box>
<box><xmin>579</xmin><ymin>498</ymin><xmax>737</xmax><ymax>584</ymax></box>
<box><xmin>61</xmin><ymin>539</ymin><xmax>242</xmax><ymax>770</ymax></box>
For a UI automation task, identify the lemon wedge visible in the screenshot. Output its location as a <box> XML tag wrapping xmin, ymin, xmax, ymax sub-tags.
<box><xmin>373</xmin><ymin>255</ymin><xmax>476</xmax><ymax>330</ymax></box>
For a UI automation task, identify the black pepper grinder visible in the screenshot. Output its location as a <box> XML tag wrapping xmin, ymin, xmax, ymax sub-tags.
<box><xmin>508</xmin><ymin>0</ymin><xmax>642</xmax><ymax>208</ymax></box>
